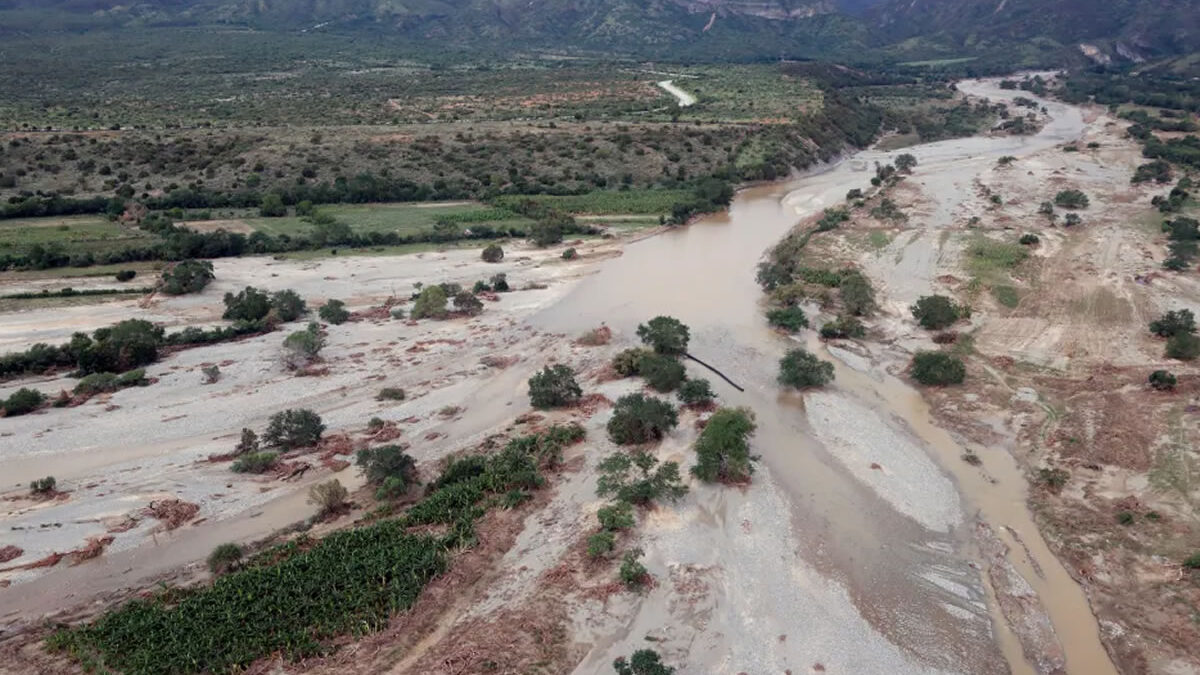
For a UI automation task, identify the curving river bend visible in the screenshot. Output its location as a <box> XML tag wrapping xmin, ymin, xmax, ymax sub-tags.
<box><xmin>542</xmin><ymin>78</ymin><xmax>1115</xmax><ymax>674</ymax></box>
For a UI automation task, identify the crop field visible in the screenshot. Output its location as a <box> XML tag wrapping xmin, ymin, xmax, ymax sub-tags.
<box><xmin>241</xmin><ymin>202</ymin><xmax>532</xmax><ymax>238</ymax></box>
<box><xmin>492</xmin><ymin>189</ymin><xmax>693</xmax><ymax>215</ymax></box>
<box><xmin>0</xmin><ymin>216</ymin><xmax>155</xmax><ymax>257</ymax></box>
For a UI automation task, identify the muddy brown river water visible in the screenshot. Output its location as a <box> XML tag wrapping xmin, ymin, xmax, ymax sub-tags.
<box><xmin>538</xmin><ymin>77</ymin><xmax>1116</xmax><ymax>674</ymax></box>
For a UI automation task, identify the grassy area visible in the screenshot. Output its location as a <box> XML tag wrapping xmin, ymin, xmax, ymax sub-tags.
<box><xmin>272</xmin><ymin>241</ymin><xmax>460</xmax><ymax>261</ymax></box>
<box><xmin>0</xmin><ymin>216</ymin><xmax>155</xmax><ymax>257</ymax></box>
<box><xmin>241</xmin><ymin>202</ymin><xmax>531</xmax><ymax>238</ymax></box>
<box><xmin>492</xmin><ymin>189</ymin><xmax>692</xmax><ymax>215</ymax></box>
<box><xmin>674</xmin><ymin>65</ymin><xmax>823</xmax><ymax>122</ymax></box>
<box><xmin>898</xmin><ymin>57</ymin><xmax>979</xmax><ymax>67</ymax></box>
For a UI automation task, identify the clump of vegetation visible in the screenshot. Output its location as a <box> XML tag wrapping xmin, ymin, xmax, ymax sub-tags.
<box><xmin>587</xmin><ymin>531</ymin><xmax>616</xmax><ymax>559</ymax></box>
<box><xmin>612</xmin><ymin>348</ymin><xmax>652</xmax><ymax>377</ymax></box>
<box><xmin>160</xmin><ymin>260</ymin><xmax>215</xmax><ymax>295</ymax></box>
<box><xmin>201</xmin><ymin>364</ymin><xmax>221</xmax><ymax>384</ymax></box>
<box><xmin>597</xmin><ymin>450</ymin><xmax>687</xmax><ymax>505</ymax></box>
<box><xmin>1166</xmin><ymin>333</ymin><xmax>1200</xmax><ymax>360</ymax></box>
<box><xmin>1133</xmin><ymin>160</ymin><xmax>1173</xmax><ymax>184</ymax></box>
<box><xmin>839</xmin><ymin>270</ymin><xmax>876</xmax><ymax>316</ymax></box>
<box><xmin>263</xmin><ymin>409</ymin><xmax>324</xmax><ymax>449</ymax></box>
<box><xmin>637</xmin><ymin>316</ymin><xmax>690</xmax><ymax>356</ymax></box>
<box><xmin>357</xmin><ymin>445</ymin><xmax>418</xmax><ymax>500</ymax></box>
<box><xmin>819</xmin><ymin>315</ymin><xmax>865</xmax><ymax>340</ymax></box>
<box><xmin>607</xmin><ymin>393</ymin><xmax>678</xmax><ymax>445</ymax></box>
<box><xmin>1019</xmin><ymin>233</ymin><xmax>1040</xmax><ymax>245</ymax></box>
<box><xmin>223</xmin><ymin>286</ymin><xmax>306</xmax><ymax>323</ymax></box>
<box><xmin>410</xmin><ymin>285</ymin><xmax>448</xmax><ymax>320</ymax></box>
<box><xmin>614</xmin><ymin>649</ymin><xmax>676</xmax><ymax>675</ymax></box>
<box><xmin>206</xmin><ymin>543</ymin><xmax>243</xmax><ymax>575</ymax></box>
<box><xmin>910</xmin><ymin>351</ymin><xmax>966</xmax><ymax>386</ymax></box>
<box><xmin>691</xmin><ymin>407</ymin><xmax>757</xmax><ymax>484</ymax></box>
<box><xmin>619</xmin><ymin>548</ymin><xmax>650</xmax><ymax>591</ymax></box>
<box><xmin>766</xmin><ymin>306</ymin><xmax>808</xmax><ymax>332</ymax></box>
<box><xmin>3</xmin><ymin>387</ymin><xmax>46</xmax><ymax>416</ymax></box>
<box><xmin>1150</xmin><ymin>309</ymin><xmax>1196</xmax><ymax>338</ymax></box>
<box><xmin>778</xmin><ymin>348</ymin><xmax>834</xmax><ymax>389</ymax></box>
<box><xmin>29</xmin><ymin>476</ymin><xmax>56</xmax><ymax>495</ymax></box>
<box><xmin>596</xmin><ymin>501</ymin><xmax>635</xmax><ymax>532</ymax></box>
<box><xmin>1184</xmin><ymin>552</ymin><xmax>1200</xmax><ymax>570</ymax></box>
<box><xmin>1054</xmin><ymin>189</ymin><xmax>1090</xmax><ymax>209</ymax></box>
<box><xmin>115</xmin><ymin>269</ymin><xmax>137</xmax><ymax>282</ymax></box>
<box><xmin>73</xmin><ymin>369</ymin><xmax>147</xmax><ymax>395</ymax></box>
<box><xmin>377</xmin><ymin>387</ymin><xmax>406</xmax><ymax>401</ymax></box>
<box><xmin>677</xmin><ymin>378</ymin><xmax>715</xmax><ymax>407</ymax></box>
<box><xmin>1038</xmin><ymin>467</ymin><xmax>1069</xmax><ymax>492</ymax></box>
<box><xmin>528</xmin><ymin>364</ymin><xmax>582</xmax><ymax>409</ymax></box>
<box><xmin>481</xmin><ymin>243</ymin><xmax>504</xmax><ymax>263</ymax></box>
<box><xmin>308</xmin><ymin>480</ymin><xmax>349</xmax><ymax>518</ymax></box>
<box><xmin>1149</xmin><ymin>370</ymin><xmax>1178</xmax><ymax>391</ymax></box>
<box><xmin>283</xmin><ymin>322</ymin><xmax>325</xmax><ymax>368</ymax></box>
<box><xmin>562</xmin><ymin>247</ymin><xmax>578</xmax><ymax>260</ymax></box>
<box><xmin>232</xmin><ymin>451</ymin><xmax>279</xmax><ymax>474</ymax></box>
<box><xmin>910</xmin><ymin>295</ymin><xmax>966</xmax><ymax>330</ymax></box>
<box><xmin>452</xmin><ymin>290</ymin><xmax>484</xmax><ymax>316</ymax></box>
<box><xmin>639</xmin><ymin>353</ymin><xmax>686</xmax><ymax>393</ymax></box>
<box><xmin>318</xmin><ymin>299</ymin><xmax>350</xmax><ymax>325</ymax></box>
<box><xmin>235</xmin><ymin>428</ymin><xmax>259</xmax><ymax>455</ymax></box>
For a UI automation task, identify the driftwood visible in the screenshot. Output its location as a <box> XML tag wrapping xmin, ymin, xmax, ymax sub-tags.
<box><xmin>683</xmin><ymin>353</ymin><xmax>745</xmax><ymax>392</ymax></box>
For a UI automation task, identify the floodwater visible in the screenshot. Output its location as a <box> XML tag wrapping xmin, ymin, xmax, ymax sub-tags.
<box><xmin>536</xmin><ymin>77</ymin><xmax>1115</xmax><ymax>674</ymax></box>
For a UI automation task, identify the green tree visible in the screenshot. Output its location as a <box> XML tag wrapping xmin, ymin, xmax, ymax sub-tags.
<box><xmin>766</xmin><ymin>306</ymin><xmax>808</xmax><ymax>332</ymax></box>
<box><xmin>529</xmin><ymin>219</ymin><xmax>563</xmax><ymax>247</ymax></box>
<box><xmin>597</xmin><ymin>451</ymin><xmax>688</xmax><ymax>505</ymax></box>
<box><xmin>911</xmin><ymin>351</ymin><xmax>966</xmax><ymax>385</ymax></box>
<box><xmin>223</xmin><ymin>287</ymin><xmax>272</xmax><ymax>322</ymax></box>
<box><xmin>910</xmin><ymin>295</ymin><xmax>963</xmax><ymax>330</ymax></box>
<box><xmin>612</xmin><ymin>348</ymin><xmax>652</xmax><ymax>377</ymax></box>
<box><xmin>160</xmin><ymin>260</ymin><xmax>215</xmax><ymax>295</ymax></box>
<box><xmin>839</xmin><ymin>270</ymin><xmax>875</xmax><ymax>316</ymax></box>
<box><xmin>1149</xmin><ymin>370</ymin><xmax>1177</xmax><ymax>391</ymax></box>
<box><xmin>271</xmin><ymin>290</ymin><xmax>307</xmax><ymax>322</ymax></box>
<box><xmin>263</xmin><ymin>409</ymin><xmax>324</xmax><ymax>449</ymax></box>
<box><xmin>1054</xmin><ymin>189</ymin><xmax>1089</xmax><ymax>209</ymax></box>
<box><xmin>1166</xmin><ymin>333</ymin><xmax>1200</xmax><ymax>360</ymax></box>
<box><xmin>636</xmin><ymin>316</ymin><xmax>690</xmax><ymax>355</ymax></box>
<box><xmin>677</xmin><ymin>378</ymin><xmax>715</xmax><ymax>407</ymax></box>
<box><xmin>895</xmin><ymin>153</ymin><xmax>918</xmax><ymax>173</ymax></box>
<box><xmin>3</xmin><ymin>387</ymin><xmax>46</xmax><ymax>416</ymax></box>
<box><xmin>356</xmin><ymin>445</ymin><xmax>418</xmax><ymax>500</ymax></box>
<box><xmin>691</xmin><ymin>407</ymin><xmax>757</xmax><ymax>483</ymax></box>
<box><xmin>481</xmin><ymin>244</ymin><xmax>504</xmax><ymax>263</ymax></box>
<box><xmin>778</xmin><ymin>349</ymin><xmax>834</xmax><ymax>389</ymax></box>
<box><xmin>259</xmin><ymin>193</ymin><xmax>287</xmax><ymax>217</ymax></box>
<box><xmin>283</xmin><ymin>323</ymin><xmax>325</xmax><ymax>368</ymax></box>
<box><xmin>452</xmin><ymin>291</ymin><xmax>484</xmax><ymax>316</ymax></box>
<box><xmin>607</xmin><ymin>394</ymin><xmax>679</xmax><ymax>445</ymax></box>
<box><xmin>639</xmin><ymin>354</ymin><xmax>686</xmax><ymax>393</ymax></box>
<box><xmin>318</xmin><ymin>299</ymin><xmax>350</xmax><ymax>325</ymax></box>
<box><xmin>411</xmin><ymin>285</ymin><xmax>449</xmax><ymax>320</ymax></box>
<box><xmin>613</xmin><ymin>649</ymin><xmax>676</xmax><ymax>675</ymax></box>
<box><xmin>528</xmin><ymin>365</ymin><xmax>583</xmax><ymax>409</ymax></box>
<box><xmin>1149</xmin><ymin>309</ymin><xmax>1196</xmax><ymax>337</ymax></box>
<box><xmin>597</xmin><ymin>501</ymin><xmax>635</xmax><ymax>531</ymax></box>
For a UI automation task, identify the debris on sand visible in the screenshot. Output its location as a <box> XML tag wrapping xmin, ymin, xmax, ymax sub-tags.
<box><xmin>0</xmin><ymin>545</ymin><xmax>23</xmax><ymax>563</ymax></box>
<box><xmin>142</xmin><ymin>499</ymin><xmax>200</xmax><ymax>531</ymax></box>
<box><xmin>69</xmin><ymin>536</ymin><xmax>115</xmax><ymax>565</ymax></box>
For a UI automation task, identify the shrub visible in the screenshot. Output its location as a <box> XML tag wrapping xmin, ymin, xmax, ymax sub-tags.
<box><xmin>1166</xmin><ymin>333</ymin><xmax>1200</xmax><ymax>360</ymax></box>
<box><xmin>1019</xmin><ymin>233</ymin><xmax>1040</xmax><ymax>245</ymax></box>
<box><xmin>528</xmin><ymin>365</ymin><xmax>582</xmax><ymax>409</ymax></box>
<box><xmin>597</xmin><ymin>450</ymin><xmax>688</xmax><ymax>505</ymax></box>
<box><xmin>223</xmin><ymin>287</ymin><xmax>272</xmax><ymax>322</ymax></box>
<box><xmin>231</xmin><ymin>451</ymin><xmax>279</xmax><ymax>474</ymax></box>
<box><xmin>357</xmin><ymin>445</ymin><xmax>418</xmax><ymax>500</ymax></box>
<box><xmin>259</xmin><ymin>193</ymin><xmax>286</xmax><ymax>217</ymax></box>
<box><xmin>1149</xmin><ymin>309</ymin><xmax>1196</xmax><ymax>337</ymax></box>
<box><xmin>271</xmin><ymin>290</ymin><xmax>307</xmax><ymax>322</ymax></box>
<box><xmin>529</xmin><ymin>220</ymin><xmax>563</xmax><ymax>247</ymax></box>
<box><xmin>160</xmin><ymin>260</ymin><xmax>214</xmax><ymax>295</ymax></box>
<box><xmin>377</xmin><ymin>387</ymin><xmax>406</xmax><ymax>401</ymax></box>
<box><xmin>411</xmin><ymin>285</ymin><xmax>448</xmax><ymax>320</ymax></box>
<box><xmin>4</xmin><ymin>387</ymin><xmax>46</xmax><ymax>415</ymax></box>
<box><xmin>612</xmin><ymin>348</ymin><xmax>652</xmax><ymax>377</ymax></box>
<box><xmin>74</xmin><ymin>372</ymin><xmax>118</xmax><ymax>395</ymax></box>
<box><xmin>1064</xmin><ymin>212</ymin><xmax>1082</xmax><ymax>227</ymax></box>
<box><xmin>1054</xmin><ymin>189</ymin><xmax>1090</xmax><ymax>209</ymax></box>
<box><xmin>895</xmin><ymin>153</ymin><xmax>918</xmax><ymax>172</ymax></box>
<box><xmin>29</xmin><ymin>476</ymin><xmax>56</xmax><ymax>494</ymax></box>
<box><xmin>201</xmin><ymin>364</ymin><xmax>221</xmax><ymax>384</ymax></box>
<box><xmin>481</xmin><ymin>244</ymin><xmax>504</xmax><ymax>263</ymax></box>
<box><xmin>490</xmin><ymin>273</ymin><xmax>510</xmax><ymax>292</ymax></box>
<box><xmin>74</xmin><ymin>319</ymin><xmax>163</xmax><ymax>375</ymax></box>
<box><xmin>308</xmin><ymin>479</ymin><xmax>349</xmax><ymax>517</ymax></box>
<box><xmin>453</xmin><ymin>291</ymin><xmax>484</xmax><ymax>316</ymax></box>
<box><xmin>819</xmin><ymin>315</ymin><xmax>865</xmax><ymax>340</ymax></box>
<box><xmin>613</xmin><ymin>649</ymin><xmax>676</xmax><ymax>675</ymax></box>
<box><xmin>318</xmin><ymin>299</ymin><xmax>350</xmax><ymax>325</ymax></box>
<box><xmin>778</xmin><ymin>349</ymin><xmax>834</xmax><ymax>389</ymax></box>
<box><xmin>263</xmin><ymin>409</ymin><xmax>324</xmax><ymax>449</ymax></box>
<box><xmin>562</xmin><ymin>247</ymin><xmax>578</xmax><ymax>260</ymax></box>
<box><xmin>911</xmin><ymin>351</ymin><xmax>966</xmax><ymax>385</ymax></box>
<box><xmin>1149</xmin><ymin>370</ymin><xmax>1178</xmax><ymax>391</ymax></box>
<box><xmin>619</xmin><ymin>548</ymin><xmax>649</xmax><ymax>591</ymax></box>
<box><xmin>115</xmin><ymin>269</ymin><xmax>137</xmax><ymax>282</ymax></box>
<box><xmin>1116</xmin><ymin>511</ymin><xmax>1136</xmax><ymax>525</ymax></box>
<box><xmin>607</xmin><ymin>394</ymin><xmax>679</xmax><ymax>445</ymax></box>
<box><xmin>235</xmin><ymin>428</ymin><xmax>259</xmax><ymax>455</ymax></box>
<box><xmin>1184</xmin><ymin>552</ymin><xmax>1200</xmax><ymax>569</ymax></box>
<box><xmin>283</xmin><ymin>323</ymin><xmax>325</xmax><ymax>368</ymax></box>
<box><xmin>597</xmin><ymin>501</ymin><xmax>635</xmax><ymax>531</ymax></box>
<box><xmin>639</xmin><ymin>354</ymin><xmax>686</xmax><ymax>393</ymax></box>
<box><xmin>911</xmin><ymin>295</ymin><xmax>964</xmax><ymax>330</ymax></box>
<box><xmin>207</xmin><ymin>543</ymin><xmax>243</xmax><ymax>574</ymax></box>
<box><xmin>636</xmin><ymin>316</ymin><xmax>690</xmax><ymax>356</ymax></box>
<box><xmin>839</xmin><ymin>270</ymin><xmax>876</xmax><ymax>316</ymax></box>
<box><xmin>389</xmin><ymin>306</ymin><xmax>405</xmax><ymax>320</ymax></box>
<box><xmin>691</xmin><ymin>407</ymin><xmax>757</xmax><ymax>483</ymax></box>
<box><xmin>587</xmin><ymin>531</ymin><xmax>616</xmax><ymax>559</ymax></box>
<box><xmin>766</xmin><ymin>306</ymin><xmax>808</xmax><ymax>332</ymax></box>
<box><xmin>677</xmin><ymin>378</ymin><xmax>715</xmax><ymax>407</ymax></box>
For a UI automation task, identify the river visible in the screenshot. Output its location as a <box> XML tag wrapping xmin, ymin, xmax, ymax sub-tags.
<box><xmin>541</xmin><ymin>77</ymin><xmax>1116</xmax><ymax>674</ymax></box>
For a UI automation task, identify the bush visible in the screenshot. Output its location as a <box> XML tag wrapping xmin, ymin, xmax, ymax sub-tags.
<box><xmin>778</xmin><ymin>349</ymin><xmax>834</xmax><ymax>389</ymax></box>
<box><xmin>1019</xmin><ymin>233</ymin><xmax>1040</xmax><ymax>245</ymax></box>
<box><xmin>910</xmin><ymin>295</ymin><xmax>964</xmax><ymax>330</ymax></box>
<box><xmin>607</xmin><ymin>394</ymin><xmax>679</xmax><ymax>445</ymax></box>
<box><xmin>911</xmin><ymin>351</ymin><xmax>966</xmax><ymax>385</ymax></box>
<box><xmin>74</xmin><ymin>319</ymin><xmax>163</xmax><ymax>375</ymax></box>
<box><xmin>259</xmin><ymin>193</ymin><xmax>287</xmax><ymax>217</ymax></box>
<box><xmin>308</xmin><ymin>479</ymin><xmax>349</xmax><ymax>517</ymax></box>
<box><xmin>639</xmin><ymin>354</ymin><xmax>686</xmax><ymax>393</ymax></box>
<box><xmin>263</xmin><ymin>409</ymin><xmax>324</xmax><ymax>449</ymax></box>
<box><xmin>207</xmin><ymin>543</ymin><xmax>243</xmax><ymax>574</ymax></box>
<box><xmin>160</xmin><ymin>260</ymin><xmax>214</xmax><ymax>295</ymax></box>
<box><xmin>636</xmin><ymin>316</ymin><xmax>690</xmax><ymax>355</ymax></box>
<box><xmin>356</xmin><ymin>445</ymin><xmax>418</xmax><ymax>500</ymax></box>
<box><xmin>231</xmin><ymin>451</ymin><xmax>279</xmax><ymax>474</ymax></box>
<box><xmin>318</xmin><ymin>299</ymin><xmax>350</xmax><ymax>325</ymax></box>
<box><xmin>453</xmin><ymin>291</ymin><xmax>484</xmax><ymax>316</ymax></box>
<box><xmin>819</xmin><ymin>315</ymin><xmax>865</xmax><ymax>340</ymax></box>
<box><xmin>235</xmin><ymin>428</ymin><xmax>259</xmax><ymax>455</ymax></box>
<box><xmin>619</xmin><ymin>548</ymin><xmax>649</xmax><ymax>591</ymax></box>
<box><xmin>529</xmin><ymin>220</ymin><xmax>563</xmax><ymax>247</ymax></box>
<box><xmin>1054</xmin><ymin>189</ymin><xmax>1090</xmax><ymax>209</ymax></box>
<box><xmin>116</xmin><ymin>369</ymin><xmax>146</xmax><ymax>387</ymax></box>
<box><xmin>283</xmin><ymin>323</ymin><xmax>325</xmax><ymax>368</ymax></box>
<box><xmin>528</xmin><ymin>364</ymin><xmax>582</xmax><ymax>409</ymax></box>
<box><xmin>562</xmin><ymin>247</ymin><xmax>578</xmax><ymax>260</ymax></box>
<box><xmin>1184</xmin><ymin>552</ymin><xmax>1200</xmax><ymax>569</ymax></box>
<box><xmin>115</xmin><ymin>269</ymin><xmax>137</xmax><ymax>282</ymax></box>
<box><xmin>4</xmin><ymin>387</ymin><xmax>46</xmax><ymax>416</ymax></box>
<box><xmin>74</xmin><ymin>372</ymin><xmax>118</xmax><ymax>395</ymax></box>
<box><xmin>587</xmin><ymin>531</ymin><xmax>616</xmax><ymax>559</ymax></box>
<box><xmin>766</xmin><ymin>306</ymin><xmax>808</xmax><ymax>332</ymax></box>
<box><xmin>1149</xmin><ymin>370</ymin><xmax>1178</xmax><ymax>391</ymax></box>
<box><xmin>389</xmin><ymin>306</ymin><xmax>405</xmax><ymax>320</ymax></box>
<box><xmin>29</xmin><ymin>476</ymin><xmax>56</xmax><ymax>494</ymax></box>
<box><xmin>271</xmin><ymin>290</ymin><xmax>307</xmax><ymax>322</ymax></box>
<box><xmin>201</xmin><ymin>364</ymin><xmax>220</xmax><ymax>384</ymax></box>
<box><xmin>223</xmin><ymin>287</ymin><xmax>272</xmax><ymax>322</ymax></box>
<box><xmin>481</xmin><ymin>244</ymin><xmax>504</xmax><ymax>263</ymax></box>
<box><xmin>1166</xmin><ymin>332</ymin><xmax>1200</xmax><ymax>360</ymax></box>
<box><xmin>1064</xmin><ymin>212</ymin><xmax>1082</xmax><ymax>227</ymax></box>
<box><xmin>596</xmin><ymin>450</ymin><xmax>688</xmax><ymax>506</ymax></box>
<box><xmin>613</xmin><ymin>649</ymin><xmax>676</xmax><ymax>675</ymax></box>
<box><xmin>597</xmin><ymin>501</ymin><xmax>636</xmax><ymax>531</ymax></box>
<box><xmin>411</xmin><ymin>285</ymin><xmax>449</xmax><ymax>320</ymax></box>
<box><xmin>1149</xmin><ymin>309</ymin><xmax>1196</xmax><ymax>337</ymax></box>
<box><xmin>377</xmin><ymin>387</ymin><xmax>406</xmax><ymax>401</ymax></box>
<box><xmin>691</xmin><ymin>407</ymin><xmax>757</xmax><ymax>483</ymax></box>
<box><xmin>490</xmin><ymin>273</ymin><xmax>510</xmax><ymax>292</ymax></box>
<box><xmin>839</xmin><ymin>270</ymin><xmax>875</xmax><ymax>316</ymax></box>
<box><xmin>677</xmin><ymin>378</ymin><xmax>715</xmax><ymax>407</ymax></box>
<box><xmin>612</xmin><ymin>348</ymin><xmax>652</xmax><ymax>377</ymax></box>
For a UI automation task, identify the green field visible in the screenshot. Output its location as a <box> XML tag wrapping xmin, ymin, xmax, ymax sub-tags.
<box><xmin>228</xmin><ymin>203</ymin><xmax>532</xmax><ymax>238</ymax></box>
<box><xmin>0</xmin><ymin>216</ymin><xmax>156</xmax><ymax>256</ymax></box>
<box><xmin>492</xmin><ymin>189</ymin><xmax>693</xmax><ymax>215</ymax></box>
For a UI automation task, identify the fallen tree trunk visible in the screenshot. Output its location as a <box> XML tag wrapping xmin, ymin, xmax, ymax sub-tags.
<box><xmin>683</xmin><ymin>352</ymin><xmax>745</xmax><ymax>392</ymax></box>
